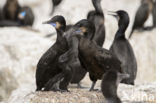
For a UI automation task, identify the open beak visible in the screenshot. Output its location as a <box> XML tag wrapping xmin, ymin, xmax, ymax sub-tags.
<box><xmin>107</xmin><ymin>11</ymin><xmax>120</xmax><ymax>21</ymax></box>
<box><xmin>107</xmin><ymin>11</ymin><xmax>118</xmax><ymax>17</ymax></box>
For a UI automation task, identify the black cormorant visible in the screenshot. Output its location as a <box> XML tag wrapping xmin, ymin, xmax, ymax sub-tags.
<box><xmin>129</xmin><ymin>0</ymin><xmax>153</xmax><ymax>38</ymax></box>
<box><xmin>2</xmin><ymin>0</ymin><xmax>34</xmax><ymax>27</ymax></box>
<box><xmin>87</xmin><ymin>0</ymin><xmax>105</xmax><ymax>47</ymax></box>
<box><xmin>42</xmin><ymin>19</ymin><xmax>96</xmax><ymax>91</ymax></box>
<box><xmin>109</xmin><ymin>10</ymin><xmax>137</xmax><ymax>85</ymax></box>
<box><xmin>18</xmin><ymin>6</ymin><xmax>34</xmax><ymax>26</ymax></box>
<box><xmin>101</xmin><ymin>70</ymin><xmax>129</xmax><ymax>103</ymax></box>
<box><xmin>35</xmin><ymin>15</ymin><xmax>68</xmax><ymax>91</ymax></box>
<box><xmin>59</xmin><ymin>20</ymin><xmax>123</xmax><ymax>91</ymax></box>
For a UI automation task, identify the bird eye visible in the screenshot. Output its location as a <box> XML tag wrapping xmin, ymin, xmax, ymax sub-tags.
<box><xmin>20</xmin><ymin>11</ymin><xmax>26</xmax><ymax>17</ymax></box>
<box><xmin>75</xmin><ymin>30</ymin><xmax>82</xmax><ymax>33</ymax></box>
<box><xmin>50</xmin><ymin>23</ymin><xmax>57</xmax><ymax>27</ymax></box>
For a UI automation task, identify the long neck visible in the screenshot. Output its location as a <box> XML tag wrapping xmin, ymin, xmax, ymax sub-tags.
<box><xmin>115</xmin><ymin>24</ymin><xmax>126</xmax><ymax>39</ymax></box>
<box><xmin>92</xmin><ymin>0</ymin><xmax>103</xmax><ymax>15</ymax></box>
<box><xmin>56</xmin><ymin>29</ymin><xmax>64</xmax><ymax>42</ymax></box>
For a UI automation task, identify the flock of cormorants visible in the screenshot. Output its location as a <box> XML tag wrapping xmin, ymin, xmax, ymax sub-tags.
<box><xmin>0</xmin><ymin>0</ymin><xmax>156</xmax><ymax>103</ymax></box>
<box><xmin>36</xmin><ymin>0</ymin><xmax>138</xmax><ymax>102</ymax></box>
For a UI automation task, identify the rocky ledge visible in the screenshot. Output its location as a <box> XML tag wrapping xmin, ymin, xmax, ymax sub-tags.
<box><xmin>7</xmin><ymin>83</ymin><xmax>156</xmax><ymax>103</ymax></box>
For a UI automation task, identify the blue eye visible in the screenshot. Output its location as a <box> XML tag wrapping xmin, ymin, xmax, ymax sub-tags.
<box><xmin>50</xmin><ymin>23</ymin><xmax>57</xmax><ymax>27</ymax></box>
<box><xmin>75</xmin><ymin>30</ymin><xmax>82</xmax><ymax>33</ymax></box>
<box><xmin>20</xmin><ymin>11</ymin><xmax>26</xmax><ymax>17</ymax></box>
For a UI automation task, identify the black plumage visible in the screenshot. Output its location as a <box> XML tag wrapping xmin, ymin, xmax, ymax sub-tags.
<box><xmin>59</xmin><ymin>19</ymin><xmax>122</xmax><ymax>91</ymax></box>
<box><xmin>129</xmin><ymin>0</ymin><xmax>153</xmax><ymax>38</ymax></box>
<box><xmin>3</xmin><ymin>0</ymin><xmax>21</xmax><ymax>21</ymax></box>
<box><xmin>152</xmin><ymin>0</ymin><xmax>156</xmax><ymax>27</ymax></box>
<box><xmin>109</xmin><ymin>10</ymin><xmax>137</xmax><ymax>85</ymax></box>
<box><xmin>35</xmin><ymin>15</ymin><xmax>68</xmax><ymax>91</ymax></box>
<box><xmin>18</xmin><ymin>6</ymin><xmax>35</xmax><ymax>26</ymax></box>
<box><xmin>87</xmin><ymin>0</ymin><xmax>105</xmax><ymax>47</ymax></box>
<box><xmin>1</xmin><ymin>0</ymin><xmax>34</xmax><ymax>27</ymax></box>
<box><xmin>101</xmin><ymin>70</ymin><xmax>129</xmax><ymax>103</ymax></box>
<box><xmin>0</xmin><ymin>8</ymin><xmax>20</xmax><ymax>26</ymax></box>
<box><xmin>42</xmin><ymin>20</ymin><xmax>95</xmax><ymax>91</ymax></box>
<box><xmin>78</xmin><ymin>36</ymin><xmax>122</xmax><ymax>91</ymax></box>
<box><xmin>70</xmin><ymin>0</ymin><xmax>106</xmax><ymax>88</ymax></box>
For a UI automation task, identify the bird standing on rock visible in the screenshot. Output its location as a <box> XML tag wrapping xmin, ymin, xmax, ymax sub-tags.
<box><xmin>35</xmin><ymin>15</ymin><xmax>69</xmax><ymax>91</ymax></box>
<box><xmin>109</xmin><ymin>10</ymin><xmax>137</xmax><ymax>85</ymax></box>
<box><xmin>59</xmin><ymin>19</ymin><xmax>123</xmax><ymax>91</ymax></box>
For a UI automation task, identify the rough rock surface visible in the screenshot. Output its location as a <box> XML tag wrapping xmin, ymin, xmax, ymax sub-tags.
<box><xmin>6</xmin><ymin>83</ymin><xmax>156</xmax><ymax>103</ymax></box>
<box><xmin>0</xmin><ymin>27</ymin><xmax>52</xmax><ymax>102</ymax></box>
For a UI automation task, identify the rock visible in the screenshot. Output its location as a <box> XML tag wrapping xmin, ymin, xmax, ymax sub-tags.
<box><xmin>6</xmin><ymin>83</ymin><xmax>156</xmax><ymax>103</ymax></box>
<box><xmin>0</xmin><ymin>69</ymin><xmax>18</xmax><ymax>101</ymax></box>
<box><xmin>0</xmin><ymin>27</ymin><xmax>53</xmax><ymax>102</ymax></box>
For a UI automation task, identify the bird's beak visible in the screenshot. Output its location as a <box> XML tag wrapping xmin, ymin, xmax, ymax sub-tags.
<box><xmin>42</xmin><ymin>20</ymin><xmax>51</xmax><ymax>24</ymax></box>
<box><xmin>108</xmin><ymin>11</ymin><xmax>120</xmax><ymax>21</ymax></box>
<box><xmin>108</xmin><ymin>11</ymin><xmax>118</xmax><ymax>17</ymax></box>
<box><xmin>42</xmin><ymin>20</ymin><xmax>61</xmax><ymax>28</ymax></box>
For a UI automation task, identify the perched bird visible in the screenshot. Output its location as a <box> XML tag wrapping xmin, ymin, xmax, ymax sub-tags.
<box><xmin>0</xmin><ymin>7</ymin><xmax>34</xmax><ymax>27</ymax></box>
<box><xmin>3</xmin><ymin>0</ymin><xmax>21</xmax><ymax>21</ymax></box>
<box><xmin>87</xmin><ymin>0</ymin><xmax>105</xmax><ymax>47</ymax></box>
<box><xmin>18</xmin><ymin>6</ymin><xmax>35</xmax><ymax>26</ymax></box>
<box><xmin>101</xmin><ymin>70</ymin><xmax>129</xmax><ymax>103</ymax></box>
<box><xmin>2</xmin><ymin>0</ymin><xmax>34</xmax><ymax>27</ymax></box>
<box><xmin>129</xmin><ymin>0</ymin><xmax>153</xmax><ymax>38</ymax></box>
<box><xmin>59</xmin><ymin>19</ymin><xmax>123</xmax><ymax>91</ymax></box>
<box><xmin>42</xmin><ymin>19</ymin><xmax>96</xmax><ymax>91</ymax></box>
<box><xmin>109</xmin><ymin>10</ymin><xmax>137</xmax><ymax>85</ymax></box>
<box><xmin>35</xmin><ymin>15</ymin><xmax>68</xmax><ymax>91</ymax></box>
<box><xmin>70</xmin><ymin>0</ymin><xmax>106</xmax><ymax>88</ymax></box>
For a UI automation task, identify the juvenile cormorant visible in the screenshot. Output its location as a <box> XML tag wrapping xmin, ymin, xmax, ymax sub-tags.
<box><xmin>101</xmin><ymin>70</ymin><xmax>129</xmax><ymax>103</ymax></box>
<box><xmin>129</xmin><ymin>0</ymin><xmax>153</xmax><ymax>38</ymax></box>
<box><xmin>87</xmin><ymin>0</ymin><xmax>105</xmax><ymax>47</ymax></box>
<box><xmin>59</xmin><ymin>20</ymin><xmax>123</xmax><ymax>91</ymax></box>
<box><xmin>109</xmin><ymin>10</ymin><xmax>137</xmax><ymax>85</ymax></box>
<box><xmin>35</xmin><ymin>15</ymin><xmax>68</xmax><ymax>91</ymax></box>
